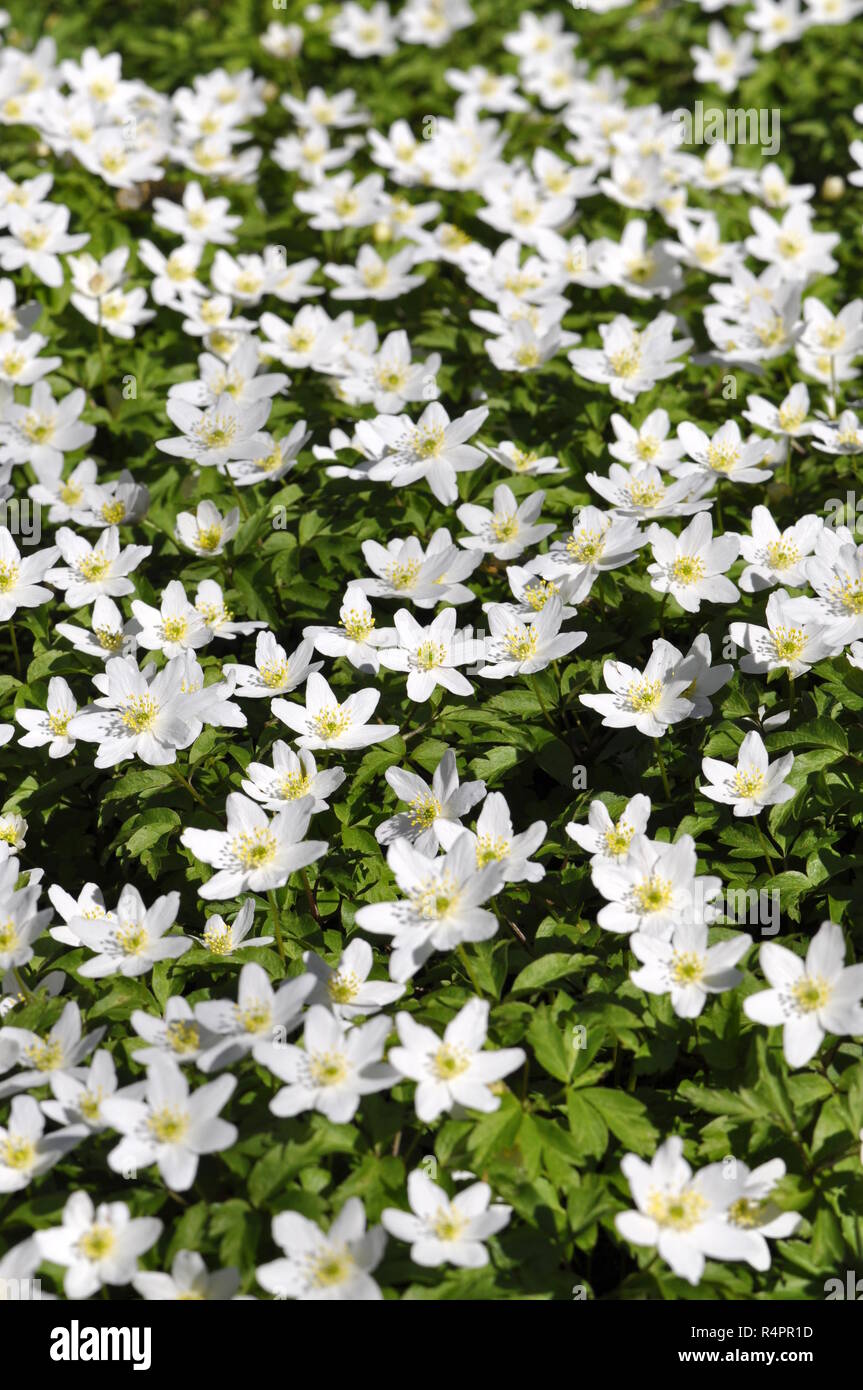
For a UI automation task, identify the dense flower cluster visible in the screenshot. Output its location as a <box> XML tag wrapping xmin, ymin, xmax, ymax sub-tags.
<box><xmin>0</xmin><ymin>0</ymin><xmax>862</xmax><ymax>1302</ymax></box>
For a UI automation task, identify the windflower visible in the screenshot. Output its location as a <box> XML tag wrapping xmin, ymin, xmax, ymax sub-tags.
<box><xmin>36</xmin><ymin>1192</ymin><xmax>162</xmax><ymax>1299</ymax></box>
<box><xmin>272</xmin><ymin>672</ymin><xmax>399</xmax><ymax>751</ymax></box>
<box><xmin>389</xmin><ymin>998</ymin><xmax>525</xmax><ymax>1121</ymax></box>
<box><xmin>700</xmin><ymin>731</ymin><xmax>796</xmax><ymax>816</ymax></box>
<box><xmin>262</xmin><ymin>1006</ymin><xmax>396</xmax><ymax>1123</ymax></box>
<box><xmin>581</xmin><ymin>638</ymin><xmax>696</xmax><ymax>737</ymax></box>
<box><xmin>630</xmin><ymin>920</ymin><xmax>752</xmax><ymax>1017</ymax></box>
<box><xmin>744</xmin><ymin>920</ymin><xmax>863</xmax><ymax>1066</ymax></box>
<box><xmin>180</xmin><ymin>793</ymin><xmax>328</xmax><ymax>900</ymax></box>
<box><xmin>382</xmin><ymin>1170</ymin><xmax>512</xmax><ymax>1267</ymax></box>
<box><xmin>256</xmin><ymin>1199</ymin><xmax>385</xmax><ymax>1301</ymax></box>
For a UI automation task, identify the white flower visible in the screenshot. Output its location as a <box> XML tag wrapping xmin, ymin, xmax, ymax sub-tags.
<box><xmin>743</xmin><ymin>383</ymin><xmax>814</xmax><ymax>439</ymax></box>
<box><xmin>390</xmin><ymin>998</ymin><xmax>524</xmax><ymax>1121</ymax></box>
<box><xmin>130</xmin><ymin>580</ymin><xmax>211</xmax><ymax>658</ymax></box>
<box><xmin>615</xmin><ymin>1136</ymin><xmax>766</xmax><ymax>1286</ymax></box>
<box><xmin>376</xmin><ymin>747</ymin><xmax>486</xmax><ymax>855</ymax></box>
<box><xmin>586</xmin><ymin>462</ymin><xmax>714</xmax><ymax>521</ymax></box>
<box><xmin>479</xmin><ymin>595</ymin><xmax>585</xmax><ymax>678</ymax></box>
<box><xmin>609</xmin><ymin>409</ymin><xmax>685</xmax><ymax>469</ymax></box>
<box><xmin>745</xmin><ymin>204</ymin><xmax>838</xmax><ymax>280</ymax></box>
<box><xmin>272</xmin><ymin>671</ymin><xmax>399</xmax><ymax>751</ymax></box>
<box><xmin>592</xmin><ymin>833</ymin><xmax>721</xmax><ymax>938</ymax></box>
<box><xmin>439</xmin><ymin>790</ymin><xmax>546</xmax><ymax>884</ymax></box>
<box><xmin>674</xmin><ymin>420</ymin><xmax>773</xmax><ymax>485</ymax></box>
<box><xmin>630</xmin><ymin>920</ymin><xmax>752</xmax><ymax>1017</ymax></box>
<box><xmin>41</xmin><ymin>1049</ymin><xmax>133</xmax><ymax>1133</ymax></box>
<box><xmin>69</xmin><ymin>655</ymin><xmax>201</xmax><ymax>768</ymax></box>
<box><xmin>129</xmin><ymin>997</ymin><xmax>217</xmax><ymax>1069</ymax></box>
<box><xmin>735</xmin><ymin>506</ymin><xmax>821</xmax><ymax>592</ymax></box>
<box><xmin>0</xmin><ymin>1000</ymin><xmax>103</xmax><ymax>1098</ymax></box>
<box><xmin>0</xmin><ymin>1094</ymin><xmax>81</xmax><ymax>1192</ymax></box>
<box><xmin>194</xmin><ymin>579</ymin><xmax>266</xmax><ymax>640</ymax></box>
<box><xmin>566</xmin><ymin>794</ymin><xmax>652</xmax><ymax>864</ymax></box>
<box><xmin>568</xmin><ymin>312</ymin><xmax>693</xmax><ymax>402</ymax></box>
<box><xmin>256</xmin><ymin>1198</ymin><xmax>385</xmax><ymax>1301</ymax></box>
<box><xmin>157</xmin><ymin>393</ymin><xmax>271</xmax><ymax>470</ymax></box>
<box><xmin>174</xmin><ymin>499</ymin><xmax>240</xmax><ymax>556</ymax></box>
<box><xmin>647</xmin><ymin>513</ymin><xmax>739</xmax><ymax>612</ymax></box>
<box><xmin>304</xmin><ymin>586</ymin><xmax>396</xmax><ymax>674</ymax></box>
<box><xmin>325</xmin><ymin>244</ymin><xmax>423</xmax><ymax>301</ymax></box>
<box><xmin>728</xmin><ymin>588</ymin><xmax>843</xmax><ymax>675</ymax></box>
<box><xmin>304</xmin><ymin>939</ymin><xmax>405</xmax><ymax>1022</ymax></box>
<box><xmin>700</xmin><ymin>731</ymin><xmax>796</xmax><ymax>817</ymax></box>
<box><xmin>0</xmin><ymin>526</ymin><xmax>58</xmax><ymax>620</ymax></box>
<box><xmin>360</xmin><ymin>401</ymin><xmax>488</xmax><ymax>506</ymax></box>
<box><xmin>152</xmin><ymin>181</ymin><xmax>241</xmax><ymax>246</ymax></box>
<box><xmin>180</xmin><ymin>792</ymin><xmax>328</xmax><ymax>900</ymax></box>
<box><xmin>355</xmin><ymin>832</ymin><xmax>504</xmax><ymax>982</ymax></box>
<box><xmin>103</xmin><ymin>1054</ymin><xmax>238</xmax><ymax>1191</ymax></box>
<box><xmin>0</xmin><ymin>380</ymin><xmax>94</xmax><ymax>471</ymax></box>
<box><xmin>581</xmin><ymin>638</ymin><xmax>696</xmax><ymax>737</ymax></box>
<box><xmin>133</xmin><ymin>1249</ymin><xmax>244</xmax><ymax>1301</ymax></box>
<box><xmin>356</xmin><ymin>528</ymin><xmax>481</xmax><ymax>607</ymax></box>
<box><xmin>67</xmin><ymin>885</ymin><xmax>191</xmax><ymax>978</ymax></box>
<box><xmin>0</xmin><ymin>859</ymin><xmax>50</xmax><ymax>972</ymax></box>
<box><xmin>379</xmin><ymin>606</ymin><xmax>474</xmax><ymax>701</ymax></box>
<box><xmin>195</xmin><ymin>962</ymin><xmax>315</xmax><ymax>1071</ymax></box>
<box><xmin>534</xmin><ymin>505</ymin><xmax>646</xmax><ymax>601</ymax></box>
<box><xmin>743</xmin><ymin>921</ymin><xmax>863</xmax><ymax>1067</ymax></box>
<box><xmin>382</xmin><ymin>1170</ymin><xmax>512</xmax><ymax>1267</ymax></box>
<box><xmin>241</xmin><ymin>743</ymin><xmax>344</xmax><ymax>815</ymax></box>
<box><xmin>194</xmin><ymin>899</ymin><xmax>274</xmax><ymax>956</ymax></box>
<box><xmin>47</xmin><ymin>525</ymin><xmax>150</xmax><ymax>607</ymax></box>
<box><xmin>226</xmin><ymin>630</ymin><xmax>321</xmax><ymax>699</ymax></box>
<box><xmin>261</xmin><ymin>1006</ymin><xmax>396</xmax><ymax>1122</ymax></box>
<box><xmin>55</xmin><ymin>593</ymin><xmax>138</xmax><ymax>662</ymax></box>
<box><xmin>457</xmin><ymin>484</ymin><xmax>554</xmax><ymax>560</ymax></box>
<box><xmin>14</xmin><ymin>676</ymin><xmax>77</xmax><ymax>758</ymax></box>
<box><xmin>37</xmin><ymin>1192</ymin><xmax>161</xmax><ymax>1298</ymax></box>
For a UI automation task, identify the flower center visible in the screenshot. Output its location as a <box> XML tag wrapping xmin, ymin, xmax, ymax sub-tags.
<box><xmin>1</xmin><ymin>1136</ymin><xmax>36</xmax><ymax>1170</ymax></box>
<box><xmin>95</xmin><ymin>626</ymin><xmax>124</xmax><ymax>651</ymax></box>
<box><xmin>415</xmin><ymin>639</ymin><xmax>446</xmax><ymax>671</ymax></box>
<box><xmin>627</xmin><ymin>480</ymin><xmax>665</xmax><ymax>509</ymax></box>
<box><xmin>632</xmin><ymin>874</ymin><xmax>673</xmax><ymax>914</ymax></box>
<box><xmin>412</xmin><ymin>424</ymin><xmax>446</xmax><ymax>459</ymax></box>
<box><xmin>646</xmin><ymin>1188</ymin><xmax>707</xmax><ymax>1231</ymax></box>
<box><xmin>608</xmin><ymin>342</ymin><xmax>642</xmax><ymax>379</ymax></box>
<box><xmin>790</xmin><ymin>974</ymin><xmax>831</xmax><ymax>1014</ymax></box>
<box><xmin>387</xmin><ymin>560</ymin><xmax>421</xmax><ymax>591</ymax></box>
<box><xmin>476</xmin><ymin>834</ymin><xmax>510</xmax><ymax>867</ymax></box>
<box><xmin>432</xmin><ymin>1205</ymin><xmax>468</xmax><ymax>1241</ymax></box>
<box><xmin>78</xmin><ymin>1224</ymin><xmax>116</xmax><ymax>1261</ymax></box>
<box><xmin>706</xmin><ymin>443</ymin><xmax>740</xmax><ymax>474</ymax></box>
<box><xmin>831</xmin><ymin>577</ymin><xmax>863</xmax><ymax>613</ymax></box>
<box><xmin>24</xmin><ymin>1037</ymin><xmax>64</xmax><ymax>1071</ymax></box>
<box><xmin>733</xmin><ymin>767</ymin><xmax>766</xmax><ymax>797</ymax></box>
<box><xmin>409</xmin><ymin>793</ymin><xmax>442</xmax><ymax>829</ymax></box>
<box><xmin>0</xmin><ymin>919</ymin><xmax>18</xmax><ymax>952</ymax></box>
<box><xmin>116</xmin><ymin>923</ymin><xmax>149</xmax><ymax>955</ymax></box>
<box><xmin>411</xmin><ymin>871</ymin><xmax>461</xmax><ymax>921</ymax></box>
<box><xmin>728</xmin><ymin>1197</ymin><xmax>768</xmax><ymax>1229</ymax></box>
<box><xmin>196</xmin><ymin>525</ymin><xmax>223</xmax><ymax>551</ymax></box>
<box><xmin>567</xmin><ymin>528</ymin><xmax>605</xmax><ymax>563</ymax></box>
<box><xmin>341</xmin><ymin>609</ymin><xmax>375</xmax><ymax>642</ymax></box>
<box><xmin>232</xmin><ymin>828</ymin><xmax>278</xmax><ymax>870</ymax></box>
<box><xmin>101</xmin><ymin>500</ymin><xmax>127</xmax><ymax>525</ymax></box>
<box><xmin>603</xmin><ymin>821</ymin><xmax>635</xmax><ymax>857</ymax></box>
<box><xmin>280</xmin><ymin>771</ymin><xmax>312</xmax><ymax>801</ymax></box>
<box><xmin>627</xmin><ymin>677</ymin><xmax>662</xmax><ymax>712</ymax></box>
<box><xmin>327</xmin><ymin>971</ymin><xmax>360</xmax><ymax>1005</ymax></box>
<box><xmin>203</xmin><ymin>926</ymin><xmax>233</xmax><ymax>954</ymax></box>
<box><xmin>431</xmin><ymin>1044</ymin><xmax>471</xmax><ymax>1080</ymax></box>
<box><xmin>771</xmin><ymin>625</ymin><xmax>806</xmax><ymax>661</ymax></box>
<box><xmin>670</xmin><ymin>555</ymin><xmax>705</xmax><ymax>585</ymax></box>
<box><xmin>148</xmin><ymin>1106</ymin><xmax>190</xmax><ymax>1144</ymax></box>
<box><xmin>670</xmin><ymin>950</ymin><xmax>706</xmax><ymax>986</ymax></box>
<box><xmin>309</xmin><ymin>1050</ymin><xmax>350</xmax><ymax>1086</ymax></box>
<box><xmin>311</xmin><ymin>705</ymin><xmax>351</xmax><ymax>740</ymax></box>
<box><xmin>121</xmin><ymin>694</ymin><xmax>159</xmax><ymax>733</ymax></box>
<box><xmin>166</xmin><ymin>1020</ymin><xmax>200</xmax><ymax>1055</ymax></box>
<box><xmin>491</xmin><ymin>513</ymin><xmax>519</xmax><ymax>542</ymax></box>
<box><xmin>766</xmin><ymin>540</ymin><xmax>799</xmax><ymax>570</ymax></box>
<box><xmin>259</xmin><ymin>659</ymin><xmax>290</xmax><ymax>689</ymax></box>
<box><xmin>162</xmin><ymin>616</ymin><xmax>188</xmax><ymax>643</ymax></box>
<box><xmin>236</xmin><ymin>1001</ymin><xmax>272</xmax><ymax>1034</ymax></box>
<box><xmin>23</xmin><ymin>413</ymin><xmax>55</xmax><ymax>443</ymax></box>
<box><xmin>504</xmin><ymin>627</ymin><xmax>539</xmax><ymax>661</ymax></box>
<box><xmin>79</xmin><ymin>552</ymin><xmax>111</xmax><ymax>582</ymax></box>
<box><xmin>310</xmin><ymin>1248</ymin><xmax>354</xmax><ymax>1287</ymax></box>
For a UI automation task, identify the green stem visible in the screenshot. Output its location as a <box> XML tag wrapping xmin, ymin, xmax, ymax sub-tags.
<box><xmin>787</xmin><ymin>673</ymin><xmax>796</xmax><ymax>720</ymax></box>
<box><xmin>456</xmin><ymin>943</ymin><xmax>485</xmax><ymax>998</ymax></box>
<box><xmin>9</xmin><ymin>619</ymin><xmax>21</xmax><ymax>678</ymax></box>
<box><xmin>267</xmin><ymin>889</ymin><xmax>286</xmax><ymax>964</ymax></box>
<box><xmin>300</xmin><ymin>869</ymin><xmax>321</xmax><ymax>924</ymax></box>
<box><xmin>529</xmin><ymin>675</ymin><xmax>556</xmax><ymax>732</ymax></box>
<box><xmin>12</xmin><ymin>965</ymin><xmax>34</xmax><ymax>1004</ymax></box>
<box><xmin>756</xmin><ymin>819</ymin><xmax>777</xmax><ymax>878</ymax></box>
<box><xmin>654</xmin><ymin>739</ymin><xmax>671</xmax><ymax>799</ymax></box>
<box><xmin>228</xmin><ymin>476</ymin><xmax>250</xmax><ymax>519</ymax></box>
